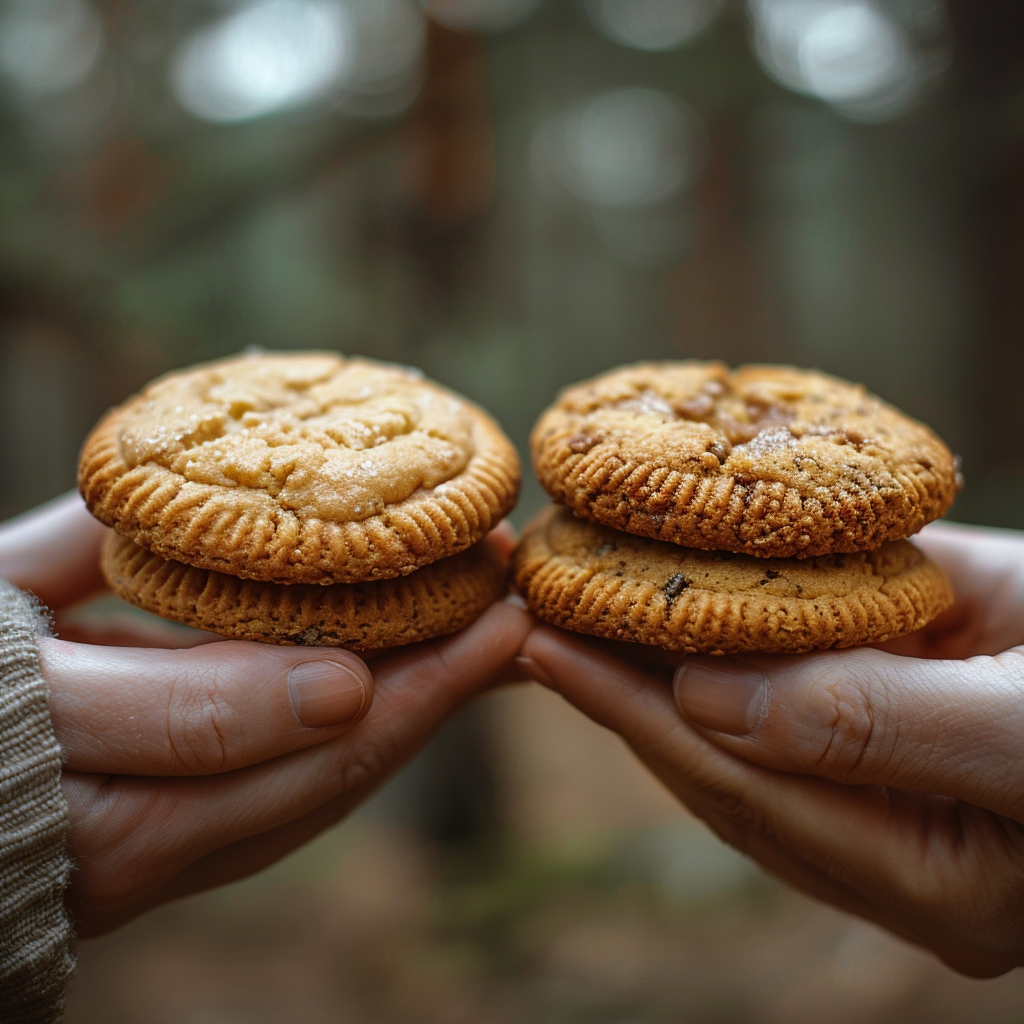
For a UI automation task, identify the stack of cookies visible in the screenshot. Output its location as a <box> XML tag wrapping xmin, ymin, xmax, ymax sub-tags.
<box><xmin>513</xmin><ymin>362</ymin><xmax>959</xmax><ymax>654</ymax></box>
<box><xmin>79</xmin><ymin>352</ymin><xmax>521</xmax><ymax>650</ymax></box>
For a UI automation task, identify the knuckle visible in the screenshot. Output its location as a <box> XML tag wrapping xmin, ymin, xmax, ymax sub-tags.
<box><xmin>64</xmin><ymin>780</ymin><xmax>168</xmax><ymax>935</ymax></box>
<box><xmin>626</xmin><ymin>721</ymin><xmax>774</xmax><ymax>853</ymax></box>
<box><xmin>339</xmin><ymin>743</ymin><xmax>387</xmax><ymax>793</ymax></box>
<box><xmin>810</xmin><ymin>665</ymin><xmax>893</xmax><ymax>781</ymax></box>
<box><xmin>690</xmin><ymin>775</ymin><xmax>773</xmax><ymax>854</ymax></box>
<box><xmin>707</xmin><ymin>787</ymin><xmax>759</xmax><ymax>833</ymax></box>
<box><xmin>166</xmin><ymin>667</ymin><xmax>240</xmax><ymax>773</ymax></box>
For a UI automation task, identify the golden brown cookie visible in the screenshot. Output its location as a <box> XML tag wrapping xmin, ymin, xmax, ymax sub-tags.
<box><xmin>512</xmin><ymin>505</ymin><xmax>952</xmax><ymax>654</ymax></box>
<box><xmin>532</xmin><ymin>362</ymin><xmax>959</xmax><ymax>558</ymax></box>
<box><xmin>80</xmin><ymin>352</ymin><xmax>520</xmax><ymax>584</ymax></box>
<box><xmin>103</xmin><ymin>531</ymin><xmax>507</xmax><ymax>650</ymax></box>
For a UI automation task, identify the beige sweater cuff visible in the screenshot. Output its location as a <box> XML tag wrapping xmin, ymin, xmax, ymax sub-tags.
<box><xmin>0</xmin><ymin>581</ymin><xmax>75</xmax><ymax>1024</ymax></box>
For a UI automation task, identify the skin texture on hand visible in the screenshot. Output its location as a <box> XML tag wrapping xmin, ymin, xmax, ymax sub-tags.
<box><xmin>519</xmin><ymin>521</ymin><xmax>1024</xmax><ymax>978</ymax></box>
<box><xmin>0</xmin><ymin>493</ymin><xmax>530</xmax><ymax>937</ymax></box>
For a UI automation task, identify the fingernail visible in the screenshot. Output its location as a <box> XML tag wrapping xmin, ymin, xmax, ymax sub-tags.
<box><xmin>288</xmin><ymin>661</ymin><xmax>367</xmax><ymax>728</ymax></box>
<box><xmin>515</xmin><ymin>655</ymin><xmax>553</xmax><ymax>688</ymax></box>
<box><xmin>673</xmin><ymin>657</ymin><xmax>770</xmax><ymax>736</ymax></box>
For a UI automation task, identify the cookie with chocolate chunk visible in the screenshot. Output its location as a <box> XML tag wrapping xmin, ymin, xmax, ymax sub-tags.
<box><xmin>103</xmin><ymin>531</ymin><xmax>507</xmax><ymax>650</ymax></box>
<box><xmin>79</xmin><ymin>352</ymin><xmax>520</xmax><ymax>584</ymax></box>
<box><xmin>531</xmin><ymin>362</ymin><xmax>958</xmax><ymax>559</ymax></box>
<box><xmin>512</xmin><ymin>505</ymin><xmax>952</xmax><ymax>654</ymax></box>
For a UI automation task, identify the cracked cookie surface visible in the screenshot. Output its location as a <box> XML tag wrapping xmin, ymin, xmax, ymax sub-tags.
<box><xmin>103</xmin><ymin>531</ymin><xmax>507</xmax><ymax>650</ymax></box>
<box><xmin>532</xmin><ymin>362</ymin><xmax>959</xmax><ymax>558</ymax></box>
<box><xmin>512</xmin><ymin>505</ymin><xmax>952</xmax><ymax>654</ymax></box>
<box><xmin>80</xmin><ymin>352</ymin><xmax>520</xmax><ymax>583</ymax></box>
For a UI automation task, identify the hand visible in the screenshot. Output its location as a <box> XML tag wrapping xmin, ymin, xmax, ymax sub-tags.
<box><xmin>518</xmin><ymin>521</ymin><xmax>1024</xmax><ymax>978</ymax></box>
<box><xmin>1</xmin><ymin>493</ymin><xmax>529</xmax><ymax>937</ymax></box>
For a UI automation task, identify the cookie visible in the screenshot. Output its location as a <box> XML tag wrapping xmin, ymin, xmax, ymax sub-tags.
<box><xmin>103</xmin><ymin>531</ymin><xmax>507</xmax><ymax>650</ymax></box>
<box><xmin>80</xmin><ymin>352</ymin><xmax>520</xmax><ymax>584</ymax></box>
<box><xmin>512</xmin><ymin>505</ymin><xmax>952</xmax><ymax>654</ymax></box>
<box><xmin>532</xmin><ymin>362</ymin><xmax>959</xmax><ymax>559</ymax></box>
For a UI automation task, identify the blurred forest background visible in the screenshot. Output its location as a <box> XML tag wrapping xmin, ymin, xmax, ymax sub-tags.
<box><xmin>3</xmin><ymin>0</ymin><xmax>1024</xmax><ymax>1020</ymax></box>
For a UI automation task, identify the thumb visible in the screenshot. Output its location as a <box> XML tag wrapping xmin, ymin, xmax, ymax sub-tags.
<box><xmin>43</xmin><ymin>637</ymin><xmax>374</xmax><ymax>775</ymax></box>
<box><xmin>673</xmin><ymin>646</ymin><xmax>1024</xmax><ymax>821</ymax></box>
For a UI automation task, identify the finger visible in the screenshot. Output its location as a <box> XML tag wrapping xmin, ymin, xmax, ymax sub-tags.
<box><xmin>672</xmin><ymin>644</ymin><xmax>1024</xmax><ymax>821</ymax></box>
<box><xmin>0</xmin><ymin>492</ymin><xmax>107</xmax><ymax>609</ymax></box>
<box><xmin>41</xmin><ymin>637</ymin><xmax>373</xmax><ymax>774</ymax></box>
<box><xmin>63</xmin><ymin>602</ymin><xmax>532</xmax><ymax>928</ymax></box>
<box><xmin>871</xmin><ymin>599</ymin><xmax>976</xmax><ymax>659</ymax></box>
<box><xmin>521</xmin><ymin>626</ymin><xmax>745</xmax><ymax>789</ymax></box>
<box><xmin>688</xmin><ymin>790</ymin><xmax>937</xmax><ymax>956</ymax></box>
<box><xmin>688</xmin><ymin>754</ymin><xmax>1024</xmax><ymax>976</ymax></box>
<box><xmin>519</xmin><ymin>631</ymin><xmax>909</xmax><ymax>920</ymax></box>
<box><xmin>689</xmin><ymin>770</ymin><xmax>1024</xmax><ymax>977</ymax></box>
<box><xmin>162</xmin><ymin>798</ymin><xmax>349</xmax><ymax>909</ymax></box>
<box><xmin>53</xmin><ymin>613</ymin><xmax>221</xmax><ymax>649</ymax></box>
<box><xmin>889</xmin><ymin>520</ymin><xmax>1024</xmax><ymax>658</ymax></box>
<box><xmin>487</xmin><ymin>519</ymin><xmax>518</xmax><ymax>562</ymax></box>
<box><xmin>68</xmin><ymin>790</ymin><xmax>349</xmax><ymax>937</ymax></box>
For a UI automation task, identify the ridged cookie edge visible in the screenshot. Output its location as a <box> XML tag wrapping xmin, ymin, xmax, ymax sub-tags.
<box><xmin>511</xmin><ymin>506</ymin><xmax>953</xmax><ymax>654</ymax></box>
<box><xmin>81</xmin><ymin>395</ymin><xmax>519</xmax><ymax>585</ymax></box>
<box><xmin>531</xmin><ymin>362</ymin><xmax>958</xmax><ymax>558</ymax></box>
<box><xmin>103</xmin><ymin>532</ymin><xmax>508</xmax><ymax>650</ymax></box>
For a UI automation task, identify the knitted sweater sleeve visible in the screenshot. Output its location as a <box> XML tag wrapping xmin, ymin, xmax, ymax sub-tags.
<box><xmin>0</xmin><ymin>581</ymin><xmax>75</xmax><ymax>1023</ymax></box>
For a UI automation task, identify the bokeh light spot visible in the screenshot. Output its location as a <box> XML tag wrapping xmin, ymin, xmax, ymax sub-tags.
<box><xmin>797</xmin><ymin>4</ymin><xmax>907</xmax><ymax>102</ymax></box>
<box><xmin>0</xmin><ymin>0</ymin><xmax>103</xmax><ymax>96</ymax></box>
<box><xmin>170</xmin><ymin>0</ymin><xmax>352</xmax><ymax>124</ymax></box>
<box><xmin>341</xmin><ymin>0</ymin><xmax>425</xmax><ymax>117</ymax></box>
<box><xmin>557</xmin><ymin>88</ymin><xmax>701</xmax><ymax>208</ymax></box>
<box><xmin>584</xmin><ymin>0</ymin><xmax>725</xmax><ymax>53</ymax></box>
<box><xmin>420</xmin><ymin>0</ymin><xmax>541</xmax><ymax>33</ymax></box>
<box><xmin>750</xmin><ymin>0</ymin><xmax>926</xmax><ymax>121</ymax></box>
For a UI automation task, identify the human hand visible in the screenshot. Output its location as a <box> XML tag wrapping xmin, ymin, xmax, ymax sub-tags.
<box><xmin>518</xmin><ymin>521</ymin><xmax>1024</xmax><ymax>977</ymax></box>
<box><xmin>0</xmin><ymin>493</ymin><xmax>529</xmax><ymax>937</ymax></box>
